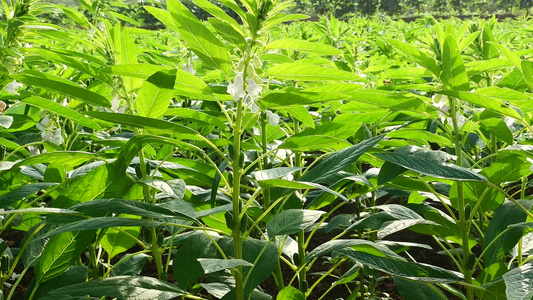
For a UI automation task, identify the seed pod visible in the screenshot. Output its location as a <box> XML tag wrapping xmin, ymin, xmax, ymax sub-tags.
<box><xmin>225</xmin><ymin>211</ymin><xmax>234</xmax><ymax>229</ymax></box>
<box><xmin>239</xmin><ymin>213</ymin><xmax>248</xmax><ymax>233</ymax></box>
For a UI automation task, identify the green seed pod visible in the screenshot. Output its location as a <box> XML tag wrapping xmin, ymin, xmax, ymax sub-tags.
<box><xmin>240</xmin><ymin>213</ymin><xmax>248</xmax><ymax>233</ymax></box>
<box><xmin>225</xmin><ymin>211</ymin><xmax>234</xmax><ymax>229</ymax></box>
<box><xmin>293</xmin><ymin>253</ymin><xmax>299</xmax><ymax>265</ymax></box>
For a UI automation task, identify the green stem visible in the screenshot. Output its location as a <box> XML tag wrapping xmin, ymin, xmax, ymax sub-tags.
<box><xmin>449</xmin><ymin>97</ymin><xmax>473</xmax><ymax>300</ymax></box>
<box><xmin>232</xmin><ymin>97</ymin><xmax>244</xmax><ymax>300</ymax></box>
<box><xmin>261</xmin><ymin>111</ymin><xmax>271</xmax><ymax>209</ymax></box>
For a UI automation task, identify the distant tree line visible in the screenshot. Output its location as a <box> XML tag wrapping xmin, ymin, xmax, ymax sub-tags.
<box><xmin>293</xmin><ymin>0</ymin><xmax>533</xmax><ymax>18</ymax></box>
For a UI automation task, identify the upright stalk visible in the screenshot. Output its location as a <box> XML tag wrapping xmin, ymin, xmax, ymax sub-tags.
<box><xmin>449</xmin><ymin>97</ymin><xmax>473</xmax><ymax>300</ymax></box>
<box><xmin>232</xmin><ymin>96</ymin><xmax>245</xmax><ymax>300</ymax></box>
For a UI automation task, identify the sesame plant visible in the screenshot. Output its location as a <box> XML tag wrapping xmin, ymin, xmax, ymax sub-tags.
<box><xmin>0</xmin><ymin>0</ymin><xmax>533</xmax><ymax>300</ymax></box>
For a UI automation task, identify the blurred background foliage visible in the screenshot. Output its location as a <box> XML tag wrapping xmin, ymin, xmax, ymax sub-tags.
<box><xmin>34</xmin><ymin>0</ymin><xmax>533</xmax><ymax>27</ymax></box>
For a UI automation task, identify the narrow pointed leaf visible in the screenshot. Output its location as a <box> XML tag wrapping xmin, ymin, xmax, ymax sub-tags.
<box><xmin>135</xmin><ymin>69</ymin><xmax>177</xmax><ymax>119</ymax></box>
<box><xmin>267</xmin><ymin>209</ymin><xmax>325</xmax><ymax>237</ymax></box>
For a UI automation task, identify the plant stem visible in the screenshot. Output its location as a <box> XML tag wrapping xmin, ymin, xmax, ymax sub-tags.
<box><xmin>261</xmin><ymin>111</ymin><xmax>271</xmax><ymax>209</ymax></box>
<box><xmin>232</xmin><ymin>96</ymin><xmax>244</xmax><ymax>300</ymax></box>
<box><xmin>449</xmin><ymin>97</ymin><xmax>473</xmax><ymax>300</ymax></box>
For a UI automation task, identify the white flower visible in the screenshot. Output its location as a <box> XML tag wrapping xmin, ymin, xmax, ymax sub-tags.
<box><xmin>527</xmin><ymin>157</ymin><xmax>533</xmax><ymax>172</ymax></box>
<box><xmin>37</xmin><ymin>116</ymin><xmax>63</xmax><ymax>146</ymax></box>
<box><xmin>5</xmin><ymin>80</ymin><xmax>22</xmax><ymax>95</ymax></box>
<box><xmin>266</xmin><ymin>110</ymin><xmax>280</xmax><ymax>126</ymax></box>
<box><xmin>432</xmin><ymin>94</ymin><xmax>449</xmax><ymax>121</ymax></box>
<box><xmin>182</xmin><ymin>63</ymin><xmax>196</xmax><ymax>75</ymax></box>
<box><xmin>227</xmin><ymin>73</ymin><xmax>246</xmax><ymax>101</ymax></box>
<box><xmin>246</xmin><ymin>78</ymin><xmax>262</xmax><ymax>101</ymax></box>
<box><xmin>0</xmin><ymin>208</ymin><xmax>4</xmax><ymax>221</ymax></box>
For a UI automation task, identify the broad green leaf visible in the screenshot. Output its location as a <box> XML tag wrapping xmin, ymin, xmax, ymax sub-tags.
<box><xmin>386</xmin><ymin>129</ymin><xmax>453</xmax><ymax>147</ymax></box>
<box><xmin>441</xmin><ymin>35</ymin><xmax>469</xmax><ymax>91</ymax></box>
<box><xmin>338</xmin><ymin>249</ymin><xmax>460</xmax><ymax>283</ymax></box>
<box><xmin>281</xmin><ymin>106</ymin><xmax>314</xmax><ymax>127</ymax></box>
<box><xmin>165</xmin><ymin>108</ymin><xmax>226</xmax><ymax>127</ymax></box>
<box><xmin>266</xmin><ymin>209</ymin><xmax>325</xmax><ymax>237</ymax></box>
<box><xmin>276</xmin><ymin>286</ymin><xmax>305</xmax><ymax>300</ymax></box>
<box><xmin>37</xmin><ymin>230</ymin><xmax>95</xmax><ymax>283</ymax></box>
<box><xmin>48</xmin><ymin>276</ymin><xmax>185</xmax><ymax>299</ymax></box>
<box><xmin>260</xmin><ymin>90</ymin><xmax>349</xmax><ymax>108</ymax></box>
<box><xmin>11</xmin><ymin>73</ymin><xmax>110</xmax><ymax>107</ymax></box>
<box><xmin>110</xmin><ymin>253</ymin><xmax>152</xmax><ymax>276</ymax></box>
<box><xmin>43</xmin><ymin>217</ymin><xmax>163</xmax><ymax>238</ymax></box>
<box><xmin>192</xmin><ymin>0</ymin><xmax>241</xmax><ymax>30</ymax></box>
<box><xmin>483</xmin><ymin>201</ymin><xmax>533</xmax><ymax>268</ymax></box>
<box><xmin>440</xmin><ymin>90</ymin><xmax>523</xmax><ymax>119</ymax></box>
<box><xmin>304</xmin><ymin>239</ymin><xmax>403</xmax><ymax>263</ymax></box>
<box><xmin>466</xmin><ymin>59</ymin><xmax>513</xmax><ymax>76</ymax></box>
<box><xmin>299</xmin><ymin>135</ymin><xmax>383</xmax><ymax>183</ymax></box>
<box><xmin>342</xmin><ymin>90</ymin><xmax>425</xmax><ymax>111</ymax></box>
<box><xmin>265</xmin><ymin>39</ymin><xmax>342</xmax><ymax>55</ymax></box>
<box><xmin>254</xmin><ymin>167</ymin><xmax>303</xmax><ymax>181</ymax></box>
<box><xmin>394</xmin><ymin>277</ymin><xmax>448</xmax><ymax>300</ymax></box>
<box><xmin>105</xmin><ymin>64</ymin><xmax>171</xmax><ymax>79</ymax></box>
<box><xmin>387</xmin><ymin>39</ymin><xmax>440</xmax><ymax>77</ymax></box>
<box><xmin>52</xmin><ymin>164</ymin><xmax>109</xmax><ymax>208</ymax></box>
<box><xmin>208</xmin><ymin>18</ymin><xmax>246</xmax><ymax>51</ymax></box>
<box><xmin>374</xmin><ymin>152</ymin><xmax>487</xmax><ymax>181</ymax></box>
<box><xmin>22</xmin><ymin>96</ymin><xmax>101</xmax><ymax>130</ymax></box>
<box><xmin>503</xmin><ymin>262</ymin><xmax>533</xmax><ymax>300</ymax></box>
<box><xmin>267</xmin><ymin>63</ymin><xmax>363</xmax><ymax>81</ymax></box>
<box><xmin>135</xmin><ymin>69</ymin><xmax>177</xmax><ymax>119</ymax></box>
<box><xmin>173</xmin><ymin>231</ymin><xmax>217</xmax><ymax>289</ymax></box>
<box><xmin>85</xmin><ymin>111</ymin><xmax>199</xmax><ymax>136</ymax></box>
<box><xmin>72</xmin><ymin>198</ymin><xmax>196</xmax><ymax>221</ymax></box>
<box><xmin>475</xmin><ymin>86</ymin><xmax>533</xmax><ymax>113</ymax></box>
<box><xmin>31</xmin><ymin>265</ymin><xmax>88</xmax><ymax>300</ymax></box>
<box><xmin>1</xmin><ymin>152</ymin><xmax>97</xmax><ymax>176</ymax></box>
<box><xmin>168</xmin><ymin>0</ymin><xmax>232</xmax><ymax>74</ymax></box>
<box><xmin>101</xmin><ymin>214</ymin><xmax>141</xmax><ymax>259</ymax></box>
<box><xmin>480</xmin><ymin>118</ymin><xmax>514</xmax><ymax>145</ymax></box>
<box><xmin>138</xmin><ymin>179</ymin><xmax>187</xmax><ymax>201</ymax></box>
<box><xmin>197</xmin><ymin>258</ymin><xmax>252</xmax><ymax>274</ymax></box>
<box><xmin>0</xmin><ymin>183</ymin><xmax>57</xmax><ymax>209</ymax></box>
<box><xmin>144</xmin><ymin>6</ymin><xmax>179</xmax><ymax>32</ymax></box>
<box><xmin>482</xmin><ymin>154</ymin><xmax>530</xmax><ymax>184</ymax></box>
<box><xmin>522</xmin><ymin>60</ymin><xmax>533</xmax><ymax>91</ymax></box>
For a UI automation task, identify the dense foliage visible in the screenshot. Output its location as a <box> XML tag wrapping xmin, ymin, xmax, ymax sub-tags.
<box><xmin>1</xmin><ymin>0</ymin><xmax>533</xmax><ymax>299</ymax></box>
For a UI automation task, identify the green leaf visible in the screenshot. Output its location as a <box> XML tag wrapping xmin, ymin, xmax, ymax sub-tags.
<box><xmin>440</xmin><ymin>90</ymin><xmax>523</xmax><ymax>119</ymax></box>
<box><xmin>387</xmin><ymin>39</ymin><xmax>440</xmax><ymax>77</ymax></box>
<box><xmin>265</xmin><ymin>39</ymin><xmax>342</xmax><ymax>55</ymax></box>
<box><xmin>198</xmin><ymin>258</ymin><xmax>252</xmax><ymax>274</ymax></box>
<box><xmin>208</xmin><ymin>18</ymin><xmax>247</xmax><ymax>51</ymax></box>
<box><xmin>343</xmin><ymin>90</ymin><xmax>425</xmax><ymax>111</ymax></box>
<box><xmin>394</xmin><ymin>277</ymin><xmax>448</xmax><ymax>300</ymax></box>
<box><xmin>522</xmin><ymin>60</ymin><xmax>533</xmax><ymax>91</ymax></box>
<box><xmin>257</xmin><ymin>179</ymin><xmax>348</xmax><ymax>202</ymax></box>
<box><xmin>480</xmin><ymin>118</ymin><xmax>514</xmax><ymax>145</ymax></box>
<box><xmin>276</xmin><ymin>286</ymin><xmax>306</xmax><ymax>300</ymax></box>
<box><xmin>135</xmin><ymin>69</ymin><xmax>177</xmax><ymax>119</ymax></box>
<box><xmin>386</xmin><ymin>129</ymin><xmax>453</xmax><ymax>147</ymax></box>
<box><xmin>266</xmin><ymin>209</ymin><xmax>325</xmax><ymax>237</ymax></box>
<box><xmin>304</xmin><ymin>239</ymin><xmax>402</xmax><ymax>263</ymax></box>
<box><xmin>101</xmin><ymin>215</ymin><xmax>141</xmax><ymax>259</ymax></box>
<box><xmin>192</xmin><ymin>0</ymin><xmax>241</xmax><ymax>30</ymax></box>
<box><xmin>71</xmin><ymin>198</ymin><xmax>195</xmax><ymax>221</ymax></box>
<box><xmin>503</xmin><ymin>262</ymin><xmax>533</xmax><ymax>300</ymax></box>
<box><xmin>48</xmin><ymin>276</ymin><xmax>185</xmax><ymax>299</ymax></box>
<box><xmin>85</xmin><ymin>111</ymin><xmax>199</xmax><ymax>136</ymax></box>
<box><xmin>30</xmin><ymin>265</ymin><xmax>88</xmax><ymax>300</ymax></box>
<box><xmin>482</xmin><ymin>154</ymin><xmax>530</xmax><ymax>185</ymax></box>
<box><xmin>22</xmin><ymin>96</ymin><xmax>101</xmax><ymax>130</ymax></box>
<box><xmin>299</xmin><ymin>135</ymin><xmax>383</xmax><ymax>183</ymax></box>
<box><xmin>267</xmin><ymin>63</ymin><xmax>363</xmax><ymax>81</ymax></box>
<box><xmin>11</xmin><ymin>73</ymin><xmax>110</xmax><ymax>107</ymax></box>
<box><xmin>165</xmin><ymin>108</ymin><xmax>226</xmax><ymax>127</ymax></box>
<box><xmin>260</xmin><ymin>90</ymin><xmax>349</xmax><ymax>108</ymax></box>
<box><xmin>476</xmin><ymin>86</ymin><xmax>533</xmax><ymax>113</ymax></box>
<box><xmin>173</xmin><ymin>232</ymin><xmax>217</xmax><ymax>290</ymax></box>
<box><xmin>1</xmin><ymin>152</ymin><xmax>98</xmax><ymax>176</ymax></box>
<box><xmin>483</xmin><ymin>201</ymin><xmax>533</xmax><ymax>268</ymax></box>
<box><xmin>374</xmin><ymin>152</ymin><xmax>487</xmax><ymax>181</ymax></box>
<box><xmin>52</xmin><ymin>164</ymin><xmax>110</xmax><ymax>208</ymax></box>
<box><xmin>441</xmin><ymin>35</ymin><xmax>470</xmax><ymax>91</ymax></box>
<box><xmin>0</xmin><ymin>183</ymin><xmax>57</xmax><ymax>209</ymax></box>
<box><xmin>168</xmin><ymin>0</ymin><xmax>232</xmax><ymax>74</ymax></box>
<box><xmin>281</xmin><ymin>106</ymin><xmax>314</xmax><ymax>128</ymax></box>
<box><xmin>37</xmin><ymin>230</ymin><xmax>95</xmax><ymax>283</ymax></box>
<box><xmin>43</xmin><ymin>217</ymin><xmax>163</xmax><ymax>238</ymax></box>
<box><xmin>254</xmin><ymin>167</ymin><xmax>304</xmax><ymax>181</ymax></box>
<box><xmin>339</xmin><ymin>249</ymin><xmax>460</xmax><ymax>283</ymax></box>
<box><xmin>104</xmin><ymin>64</ymin><xmax>172</xmax><ymax>79</ymax></box>
<box><xmin>110</xmin><ymin>253</ymin><xmax>152</xmax><ymax>276</ymax></box>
